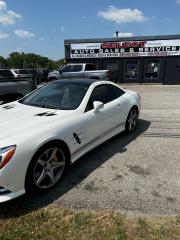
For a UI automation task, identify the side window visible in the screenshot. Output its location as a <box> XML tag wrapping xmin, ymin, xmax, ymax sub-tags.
<box><xmin>0</xmin><ymin>71</ymin><xmax>5</xmax><ymax>78</ymax></box>
<box><xmin>0</xmin><ymin>70</ymin><xmax>13</xmax><ymax>78</ymax></box>
<box><xmin>62</xmin><ymin>65</ymin><xmax>82</xmax><ymax>73</ymax></box>
<box><xmin>85</xmin><ymin>84</ymin><xmax>125</xmax><ymax>112</ymax></box>
<box><xmin>85</xmin><ymin>64</ymin><xmax>96</xmax><ymax>71</ymax></box>
<box><xmin>7</xmin><ymin>71</ymin><xmax>14</xmax><ymax>77</ymax></box>
<box><xmin>18</xmin><ymin>70</ymin><xmax>30</xmax><ymax>74</ymax></box>
<box><xmin>107</xmin><ymin>85</ymin><xmax>125</xmax><ymax>101</ymax></box>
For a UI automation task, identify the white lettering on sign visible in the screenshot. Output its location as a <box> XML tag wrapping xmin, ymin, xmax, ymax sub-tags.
<box><xmin>70</xmin><ymin>39</ymin><xmax>180</xmax><ymax>58</ymax></box>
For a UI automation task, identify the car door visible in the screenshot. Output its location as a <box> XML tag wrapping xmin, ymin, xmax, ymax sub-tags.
<box><xmin>84</xmin><ymin>84</ymin><xmax>126</xmax><ymax>147</ymax></box>
<box><xmin>84</xmin><ymin>64</ymin><xmax>97</xmax><ymax>78</ymax></box>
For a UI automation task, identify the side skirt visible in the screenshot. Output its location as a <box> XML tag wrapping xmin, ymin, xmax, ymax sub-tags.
<box><xmin>71</xmin><ymin>122</ymin><xmax>125</xmax><ymax>163</ymax></box>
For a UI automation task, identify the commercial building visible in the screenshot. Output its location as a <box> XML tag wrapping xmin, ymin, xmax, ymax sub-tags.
<box><xmin>64</xmin><ymin>34</ymin><xmax>180</xmax><ymax>84</ymax></box>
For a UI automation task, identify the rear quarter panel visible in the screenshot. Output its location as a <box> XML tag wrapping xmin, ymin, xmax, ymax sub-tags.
<box><xmin>123</xmin><ymin>90</ymin><xmax>141</xmax><ymax>116</ymax></box>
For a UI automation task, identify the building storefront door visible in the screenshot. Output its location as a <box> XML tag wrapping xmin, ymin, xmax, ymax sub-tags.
<box><xmin>103</xmin><ymin>60</ymin><xmax>120</xmax><ymax>82</ymax></box>
<box><xmin>123</xmin><ymin>60</ymin><xmax>140</xmax><ymax>83</ymax></box>
<box><xmin>142</xmin><ymin>59</ymin><xmax>162</xmax><ymax>83</ymax></box>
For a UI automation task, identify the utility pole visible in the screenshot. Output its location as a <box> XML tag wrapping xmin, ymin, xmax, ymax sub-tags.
<box><xmin>116</xmin><ymin>31</ymin><xmax>119</xmax><ymax>39</ymax></box>
<box><xmin>36</xmin><ymin>58</ymin><xmax>38</xmax><ymax>69</ymax></box>
<box><xmin>23</xmin><ymin>53</ymin><xmax>26</xmax><ymax>69</ymax></box>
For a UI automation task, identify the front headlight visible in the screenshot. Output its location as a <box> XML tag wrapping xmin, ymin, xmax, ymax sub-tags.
<box><xmin>0</xmin><ymin>145</ymin><xmax>16</xmax><ymax>170</ymax></box>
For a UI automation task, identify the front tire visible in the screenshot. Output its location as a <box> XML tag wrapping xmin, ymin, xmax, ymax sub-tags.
<box><xmin>125</xmin><ymin>107</ymin><xmax>138</xmax><ymax>133</ymax></box>
<box><xmin>25</xmin><ymin>143</ymin><xmax>68</xmax><ymax>194</ymax></box>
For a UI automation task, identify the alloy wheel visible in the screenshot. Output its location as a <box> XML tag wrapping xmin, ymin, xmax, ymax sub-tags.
<box><xmin>33</xmin><ymin>147</ymin><xmax>65</xmax><ymax>189</ymax></box>
<box><xmin>127</xmin><ymin>108</ymin><xmax>138</xmax><ymax>132</ymax></box>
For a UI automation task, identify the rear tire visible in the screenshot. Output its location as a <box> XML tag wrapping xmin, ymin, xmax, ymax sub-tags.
<box><xmin>25</xmin><ymin>143</ymin><xmax>69</xmax><ymax>194</ymax></box>
<box><xmin>125</xmin><ymin>107</ymin><xmax>138</xmax><ymax>133</ymax></box>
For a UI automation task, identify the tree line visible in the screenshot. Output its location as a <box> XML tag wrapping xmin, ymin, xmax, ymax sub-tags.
<box><xmin>0</xmin><ymin>52</ymin><xmax>64</xmax><ymax>70</ymax></box>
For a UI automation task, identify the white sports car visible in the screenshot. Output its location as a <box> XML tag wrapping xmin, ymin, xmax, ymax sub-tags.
<box><xmin>0</xmin><ymin>79</ymin><xmax>141</xmax><ymax>203</ymax></box>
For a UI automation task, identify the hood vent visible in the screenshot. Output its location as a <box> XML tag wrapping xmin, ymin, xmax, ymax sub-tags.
<box><xmin>3</xmin><ymin>105</ymin><xmax>15</xmax><ymax>110</ymax></box>
<box><xmin>35</xmin><ymin>112</ymin><xmax>57</xmax><ymax>117</ymax></box>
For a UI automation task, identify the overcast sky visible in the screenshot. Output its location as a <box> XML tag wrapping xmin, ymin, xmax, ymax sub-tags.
<box><xmin>0</xmin><ymin>0</ymin><xmax>180</xmax><ymax>60</ymax></box>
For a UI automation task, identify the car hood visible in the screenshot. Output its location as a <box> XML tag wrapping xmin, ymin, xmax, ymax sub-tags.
<box><xmin>0</xmin><ymin>102</ymin><xmax>75</xmax><ymax>146</ymax></box>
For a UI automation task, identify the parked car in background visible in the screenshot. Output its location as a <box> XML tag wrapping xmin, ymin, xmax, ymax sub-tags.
<box><xmin>0</xmin><ymin>69</ymin><xmax>22</xmax><ymax>79</ymax></box>
<box><xmin>0</xmin><ymin>69</ymin><xmax>34</xmax><ymax>79</ymax></box>
<box><xmin>0</xmin><ymin>68</ymin><xmax>50</xmax><ymax>84</ymax></box>
<box><xmin>48</xmin><ymin>63</ymin><xmax>112</xmax><ymax>81</ymax></box>
<box><xmin>13</xmin><ymin>69</ymin><xmax>33</xmax><ymax>78</ymax></box>
<box><xmin>0</xmin><ymin>76</ymin><xmax>36</xmax><ymax>104</ymax></box>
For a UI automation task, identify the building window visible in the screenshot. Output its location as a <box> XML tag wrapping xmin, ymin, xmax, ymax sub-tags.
<box><xmin>145</xmin><ymin>60</ymin><xmax>160</xmax><ymax>79</ymax></box>
<box><xmin>125</xmin><ymin>61</ymin><xmax>139</xmax><ymax>79</ymax></box>
<box><xmin>105</xmin><ymin>61</ymin><xmax>119</xmax><ymax>71</ymax></box>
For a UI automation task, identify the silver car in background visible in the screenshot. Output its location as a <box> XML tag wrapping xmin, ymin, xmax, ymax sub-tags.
<box><xmin>48</xmin><ymin>63</ymin><xmax>112</xmax><ymax>81</ymax></box>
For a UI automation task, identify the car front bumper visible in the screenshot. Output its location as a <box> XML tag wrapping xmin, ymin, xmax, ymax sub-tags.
<box><xmin>0</xmin><ymin>153</ymin><xmax>28</xmax><ymax>203</ymax></box>
<box><xmin>0</xmin><ymin>188</ymin><xmax>25</xmax><ymax>203</ymax></box>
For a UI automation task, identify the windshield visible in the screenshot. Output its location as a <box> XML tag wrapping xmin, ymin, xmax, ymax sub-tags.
<box><xmin>20</xmin><ymin>81</ymin><xmax>89</xmax><ymax>110</ymax></box>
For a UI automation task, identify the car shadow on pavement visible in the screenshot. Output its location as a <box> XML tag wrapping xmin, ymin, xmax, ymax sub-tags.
<box><xmin>0</xmin><ymin>119</ymin><xmax>150</xmax><ymax>218</ymax></box>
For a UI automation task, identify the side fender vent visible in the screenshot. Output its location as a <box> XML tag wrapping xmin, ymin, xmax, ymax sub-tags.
<box><xmin>73</xmin><ymin>133</ymin><xmax>81</xmax><ymax>144</ymax></box>
<box><xmin>3</xmin><ymin>105</ymin><xmax>15</xmax><ymax>109</ymax></box>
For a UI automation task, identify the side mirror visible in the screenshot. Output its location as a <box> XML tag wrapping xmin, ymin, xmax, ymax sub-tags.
<box><xmin>93</xmin><ymin>101</ymin><xmax>104</xmax><ymax>111</ymax></box>
<box><xmin>59</xmin><ymin>69</ymin><xmax>62</xmax><ymax>74</ymax></box>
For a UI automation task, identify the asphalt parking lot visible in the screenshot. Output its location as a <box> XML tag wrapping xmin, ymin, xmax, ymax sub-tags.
<box><xmin>1</xmin><ymin>84</ymin><xmax>180</xmax><ymax>217</ymax></box>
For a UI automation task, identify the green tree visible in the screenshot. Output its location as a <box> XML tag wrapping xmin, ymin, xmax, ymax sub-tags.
<box><xmin>2</xmin><ymin>51</ymin><xmax>64</xmax><ymax>70</ymax></box>
<box><xmin>0</xmin><ymin>56</ymin><xmax>7</xmax><ymax>68</ymax></box>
